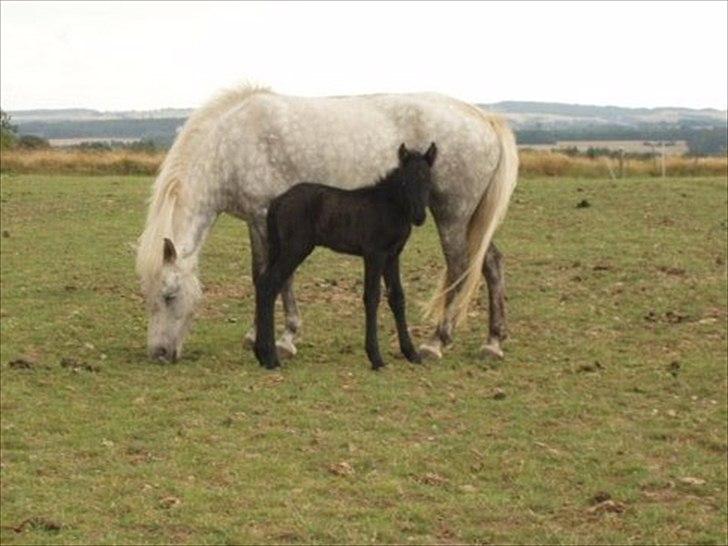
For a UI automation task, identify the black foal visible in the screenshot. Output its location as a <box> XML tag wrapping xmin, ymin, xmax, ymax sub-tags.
<box><xmin>254</xmin><ymin>142</ymin><xmax>438</xmax><ymax>370</ymax></box>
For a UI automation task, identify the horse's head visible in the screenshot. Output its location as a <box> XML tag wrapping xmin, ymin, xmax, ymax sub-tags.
<box><xmin>142</xmin><ymin>238</ymin><xmax>201</xmax><ymax>362</ymax></box>
<box><xmin>397</xmin><ymin>142</ymin><xmax>437</xmax><ymax>226</ymax></box>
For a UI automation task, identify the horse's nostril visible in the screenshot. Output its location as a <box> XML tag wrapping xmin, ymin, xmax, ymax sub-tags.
<box><xmin>152</xmin><ymin>347</ymin><xmax>169</xmax><ymax>361</ymax></box>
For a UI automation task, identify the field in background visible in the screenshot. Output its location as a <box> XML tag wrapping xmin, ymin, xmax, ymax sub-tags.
<box><xmin>1</xmin><ymin>173</ymin><xmax>726</xmax><ymax>544</ymax></box>
<box><xmin>1</xmin><ymin>148</ymin><xmax>726</xmax><ymax>178</ymax></box>
<box><xmin>522</xmin><ymin>140</ymin><xmax>690</xmax><ymax>155</ymax></box>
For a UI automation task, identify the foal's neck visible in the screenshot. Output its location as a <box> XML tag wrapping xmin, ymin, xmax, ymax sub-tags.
<box><xmin>369</xmin><ymin>169</ymin><xmax>409</xmax><ymax>216</ymax></box>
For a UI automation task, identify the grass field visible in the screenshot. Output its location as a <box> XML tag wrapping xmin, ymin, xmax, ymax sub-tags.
<box><xmin>0</xmin><ymin>173</ymin><xmax>726</xmax><ymax>544</ymax></box>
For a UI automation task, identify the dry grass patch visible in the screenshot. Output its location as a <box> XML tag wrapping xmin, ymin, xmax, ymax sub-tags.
<box><xmin>2</xmin><ymin>148</ymin><xmax>726</xmax><ymax>178</ymax></box>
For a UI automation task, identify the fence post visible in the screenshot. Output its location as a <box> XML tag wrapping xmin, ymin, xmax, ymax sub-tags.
<box><xmin>619</xmin><ymin>148</ymin><xmax>625</xmax><ymax>178</ymax></box>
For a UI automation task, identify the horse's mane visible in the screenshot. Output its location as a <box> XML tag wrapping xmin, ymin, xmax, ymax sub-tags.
<box><xmin>136</xmin><ymin>84</ymin><xmax>271</xmax><ymax>291</ymax></box>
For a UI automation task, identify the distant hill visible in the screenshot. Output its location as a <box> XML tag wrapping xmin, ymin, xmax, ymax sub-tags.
<box><xmin>9</xmin><ymin>107</ymin><xmax>193</xmax><ymax>122</ymax></box>
<box><xmin>482</xmin><ymin>101</ymin><xmax>727</xmax><ymax>133</ymax></box>
<box><xmin>7</xmin><ymin>100</ymin><xmax>727</xmax><ymax>154</ymax></box>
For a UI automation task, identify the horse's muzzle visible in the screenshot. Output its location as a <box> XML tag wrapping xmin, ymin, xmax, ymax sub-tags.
<box><xmin>150</xmin><ymin>346</ymin><xmax>178</xmax><ymax>363</ymax></box>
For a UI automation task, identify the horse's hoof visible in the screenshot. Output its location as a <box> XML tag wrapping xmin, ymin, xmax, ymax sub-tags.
<box><xmin>419</xmin><ymin>342</ymin><xmax>442</xmax><ymax>360</ymax></box>
<box><xmin>481</xmin><ymin>341</ymin><xmax>504</xmax><ymax>359</ymax></box>
<box><xmin>242</xmin><ymin>330</ymin><xmax>256</xmax><ymax>349</ymax></box>
<box><xmin>371</xmin><ymin>362</ymin><xmax>386</xmax><ymax>371</ymax></box>
<box><xmin>276</xmin><ymin>338</ymin><xmax>297</xmax><ymax>359</ymax></box>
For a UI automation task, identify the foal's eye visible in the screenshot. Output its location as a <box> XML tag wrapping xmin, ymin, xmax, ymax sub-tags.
<box><xmin>163</xmin><ymin>293</ymin><xmax>176</xmax><ymax>305</ymax></box>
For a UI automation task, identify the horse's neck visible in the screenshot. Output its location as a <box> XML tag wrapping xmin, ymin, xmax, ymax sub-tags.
<box><xmin>172</xmin><ymin>199</ymin><xmax>218</xmax><ymax>265</ymax></box>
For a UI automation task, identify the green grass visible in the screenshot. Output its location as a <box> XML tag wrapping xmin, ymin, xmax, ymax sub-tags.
<box><xmin>1</xmin><ymin>173</ymin><xmax>726</xmax><ymax>545</ymax></box>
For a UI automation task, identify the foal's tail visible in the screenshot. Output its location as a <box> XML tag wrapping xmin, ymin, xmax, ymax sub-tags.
<box><xmin>425</xmin><ymin>116</ymin><xmax>519</xmax><ymax>326</ymax></box>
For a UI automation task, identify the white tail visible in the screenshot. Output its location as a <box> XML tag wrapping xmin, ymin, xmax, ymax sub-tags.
<box><xmin>424</xmin><ymin>115</ymin><xmax>519</xmax><ymax>326</ymax></box>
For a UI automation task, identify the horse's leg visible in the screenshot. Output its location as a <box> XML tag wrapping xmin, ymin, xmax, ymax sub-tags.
<box><xmin>482</xmin><ymin>242</ymin><xmax>507</xmax><ymax>358</ymax></box>
<box><xmin>383</xmin><ymin>254</ymin><xmax>421</xmax><ymax>364</ymax></box>
<box><xmin>420</xmin><ymin>221</ymin><xmax>470</xmax><ymax>360</ymax></box>
<box><xmin>243</xmin><ymin>221</ymin><xmax>266</xmax><ymax>349</ymax></box>
<box><xmin>276</xmin><ymin>275</ymin><xmax>301</xmax><ymax>359</ymax></box>
<box><xmin>363</xmin><ymin>255</ymin><xmax>386</xmax><ymax>370</ymax></box>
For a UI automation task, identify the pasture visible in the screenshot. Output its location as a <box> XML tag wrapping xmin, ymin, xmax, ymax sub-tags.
<box><xmin>0</xmin><ymin>173</ymin><xmax>726</xmax><ymax>544</ymax></box>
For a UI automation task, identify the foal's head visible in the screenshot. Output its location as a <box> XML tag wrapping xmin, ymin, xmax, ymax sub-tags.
<box><xmin>394</xmin><ymin>142</ymin><xmax>437</xmax><ymax>226</ymax></box>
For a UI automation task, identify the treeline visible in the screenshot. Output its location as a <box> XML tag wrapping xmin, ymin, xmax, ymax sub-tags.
<box><xmin>15</xmin><ymin>118</ymin><xmax>183</xmax><ymax>147</ymax></box>
<box><xmin>517</xmin><ymin>125</ymin><xmax>727</xmax><ymax>155</ymax></box>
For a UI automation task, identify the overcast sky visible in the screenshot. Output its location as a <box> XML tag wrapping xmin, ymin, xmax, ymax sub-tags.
<box><xmin>1</xmin><ymin>1</ymin><xmax>726</xmax><ymax>111</ymax></box>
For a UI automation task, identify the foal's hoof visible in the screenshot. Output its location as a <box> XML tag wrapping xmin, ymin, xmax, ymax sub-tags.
<box><xmin>276</xmin><ymin>338</ymin><xmax>298</xmax><ymax>359</ymax></box>
<box><xmin>419</xmin><ymin>342</ymin><xmax>442</xmax><ymax>360</ymax></box>
<box><xmin>481</xmin><ymin>341</ymin><xmax>504</xmax><ymax>359</ymax></box>
<box><xmin>404</xmin><ymin>350</ymin><xmax>422</xmax><ymax>364</ymax></box>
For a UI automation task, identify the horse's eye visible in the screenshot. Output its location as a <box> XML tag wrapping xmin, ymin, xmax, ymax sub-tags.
<box><xmin>163</xmin><ymin>293</ymin><xmax>176</xmax><ymax>305</ymax></box>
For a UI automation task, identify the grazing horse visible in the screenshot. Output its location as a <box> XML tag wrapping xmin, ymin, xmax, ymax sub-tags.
<box><xmin>136</xmin><ymin>86</ymin><xmax>518</xmax><ymax>363</ymax></box>
<box><xmin>255</xmin><ymin>143</ymin><xmax>437</xmax><ymax>370</ymax></box>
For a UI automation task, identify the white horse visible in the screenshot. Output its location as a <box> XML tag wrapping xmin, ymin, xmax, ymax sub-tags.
<box><xmin>136</xmin><ymin>86</ymin><xmax>518</xmax><ymax>363</ymax></box>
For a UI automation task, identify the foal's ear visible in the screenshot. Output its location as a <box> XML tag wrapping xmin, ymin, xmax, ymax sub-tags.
<box><xmin>398</xmin><ymin>143</ymin><xmax>409</xmax><ymax>163</ymax></box>
<box><xmin>425</xmin><ymin>142</ymin><xmax>438</xmax><ymax>167</ymax></box>
<box><xmin>163</xmin><ymin>238</ymin><xmax>177</xmax><ymax>264</ymax></box>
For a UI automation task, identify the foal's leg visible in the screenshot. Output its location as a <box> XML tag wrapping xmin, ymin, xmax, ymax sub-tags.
<box><xmin>244</xmin><ymin>220</ymin><xmax>302</xmax><ymax>358</ymax></box>
<box><xmin>254</xmin><ymin>269</ymin><xmax>280</xmax><ymax>369</ymax></box>
<box><xmin>481</xmin><ymin>243</ymin><xmax>507</xmax><ymax>358</ymax></box>
<box><xmin>383</xmin><ymin>255</ymin><xmax>421</xmax><ymax>364</ymax></box>
<box><xmin>254</xmin><ymin>244</ymin><xmax>313</xmax><ymax>368</ymax></box>
<box><xmin>363</xmin><ymin>255</ymin><xmax>386</xmax><ymax>370</ymax></box>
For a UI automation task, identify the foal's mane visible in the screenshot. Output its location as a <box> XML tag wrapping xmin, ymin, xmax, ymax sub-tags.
<box><xmin>372</xmin><ymin>154</ymin><xmax>423</xmax><ymax>191</ymax></box>
<box><xmin>136</xmin><ymin>84</ymin><xmax>270</xmax><ymax>291</ymax></box>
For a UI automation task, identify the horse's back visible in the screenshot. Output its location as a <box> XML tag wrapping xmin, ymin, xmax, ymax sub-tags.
<box><xmin>199</xmin><ymin>90</ymin><xmax>507</xmax><ymax>216</ymax></box>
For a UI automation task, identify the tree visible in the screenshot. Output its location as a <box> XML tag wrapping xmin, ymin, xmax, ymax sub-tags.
<box><xmin>0</xmin><ymin>110</ymin><xmax>18</xmax><ymax>149</ymax></box>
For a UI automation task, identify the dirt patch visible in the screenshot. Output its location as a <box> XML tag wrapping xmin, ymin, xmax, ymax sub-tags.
<box><xmin>328</xmin><ymin>461</ymin><xmax>355</xmax><ymax>477</ymax></box>
<box><xmin>657</xmin><ymin>265</ymin><xmax>687</xmax><ymax>276</ymax></box>
<box><xmin>418</xmin><ymin>472</ymin><xmax>449</xmax><ymax>486</ymax></box>
<box><xmin>60</xmin><ymin>357</ymin><xmax>100</xmax><ymax>373</ymax></box>
<box><xmin>1</xmin><ymin>516</ymin><xmax>62</xmax><ymax>533</ymax></box>
<box><xmin>644</xmin><ymin>310</ymin><xmax>689</xmax><ymax>324</ymax></box>
<box><xmin>8</xmin><ymin>356</ymin><xmax>37</xmax><ymax>370</ymax></box>
<box><xmin>577</xmin><ymin>361</ymin><xmax>604</xmax><ymax>373</ymax></box>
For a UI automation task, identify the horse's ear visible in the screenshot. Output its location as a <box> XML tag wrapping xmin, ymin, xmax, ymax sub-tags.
<box><xmin>163</xmin><ymin>238</ymin><xmax>177</xmax><ymax>264</ymax></box>
<box><xmin>425</xmin><ymin>142</ymin><xmax>438</xmax><ymax>167</ymax></box>
<box><xmin>398</xmin><ymin>143</ymin><xmax>408</xmax><ymax>163</ymax></box>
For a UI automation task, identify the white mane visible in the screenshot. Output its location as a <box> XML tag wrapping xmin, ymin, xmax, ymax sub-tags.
<box><xmin>135</xmin><ymin>84</ymin><xmax>271</xmax><ymax>292</ymax></box>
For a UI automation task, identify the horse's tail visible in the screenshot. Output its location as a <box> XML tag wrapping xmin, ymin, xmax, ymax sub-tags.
<box><xmin>425</xmin><ymin>116</ymin><xmax>519</xmax><ymax>326</ymax></box>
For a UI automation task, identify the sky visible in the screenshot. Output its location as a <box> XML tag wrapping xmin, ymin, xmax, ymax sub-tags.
<box><xmin>1</xmin><ymin>1</ymin><xmax>726</xmax><ymax>112</ymax></box>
